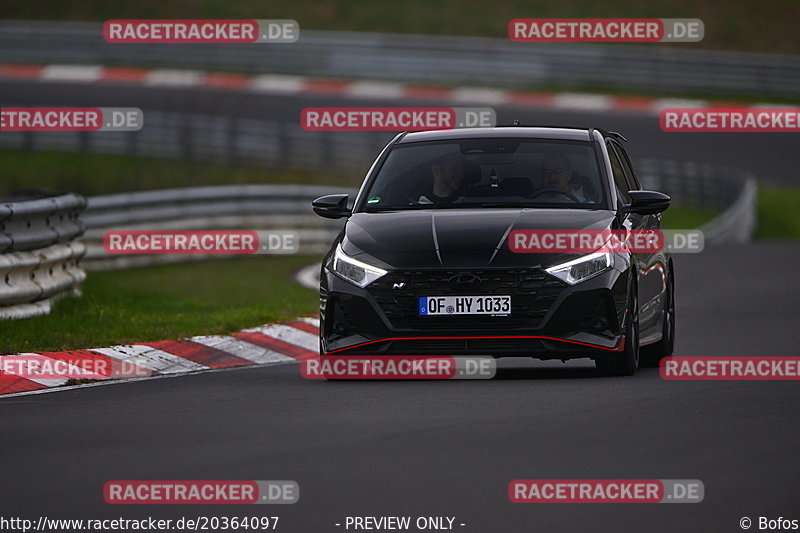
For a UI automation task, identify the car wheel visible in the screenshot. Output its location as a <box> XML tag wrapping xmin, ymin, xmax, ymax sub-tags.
<box><xmin>640</xmin><ymin>267</ymin><xmax>675</xmax><ymax>367</ymax></box>
<box><xmin>596</xmin><ymin>286</ymin><xmax>639</xmax><ymax>376</ymax></box>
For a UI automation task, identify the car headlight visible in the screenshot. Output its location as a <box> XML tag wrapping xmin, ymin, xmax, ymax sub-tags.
<box><xmin>331</xmin><ymin>243</ymin><xmax>388</xmax><ymax>288</ymax></box>
<box><xmin>545</xmin><ymin>252</ymin><xmax>612</xmax><ymax>285</ymax></box>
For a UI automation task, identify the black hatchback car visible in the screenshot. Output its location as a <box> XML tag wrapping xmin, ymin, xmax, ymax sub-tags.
<box><xmin>312</xmin><ymin>127</ymin><xmax>675</xmax><ymax>376</ymax></box>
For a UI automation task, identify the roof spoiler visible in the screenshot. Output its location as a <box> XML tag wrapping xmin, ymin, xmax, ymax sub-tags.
<box><xmin>608</xmin><ymin>131</ymin><xmax>628</xmax><ymax>142</ymax></box>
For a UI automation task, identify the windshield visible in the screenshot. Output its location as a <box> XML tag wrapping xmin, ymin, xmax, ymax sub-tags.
<box><xmin>359</xmin><ymin>138</ymin><xmax>607</xmax><ymax>211</ymax></box>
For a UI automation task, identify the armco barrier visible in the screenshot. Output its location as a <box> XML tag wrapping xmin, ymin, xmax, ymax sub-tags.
<box><xmin>636</xmin><ymin>158</ymin><xmax>757</xmax><ymax>244</ymax></box>
<box><xmin>80</xmin><ymin>185</ymin><xmax>354</xmax><ymax>270</ymax></box>
<box><xmin>0</xmin><ymin>192</ymin><xmax>87</xmax><ymax>319</ymax></box>
<box><xmin>700</xmin><ymin>179</ymin><xmax>757</xmax><ymax>244</ymax></box>
<box><xmin>1</xmin><ymin>21</ymin><xmax>799</xmax><ymax>96</ymax></box>
<box><xmin>81</xmin><ymin>185</ymin><xmax>351</xmax><ymax>228</ymax></box>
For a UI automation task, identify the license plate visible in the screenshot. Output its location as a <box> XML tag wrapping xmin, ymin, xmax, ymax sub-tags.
<box><xmin>418</xmin><ymin>295</ymin><xmax>511</xmax><ymax>316</ymax></box>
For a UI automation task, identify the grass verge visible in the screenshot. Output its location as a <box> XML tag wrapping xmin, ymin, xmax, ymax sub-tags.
<box><xmin>756</xmin><ymin>186</ymin><xmax>800</xmax><ymax>239</ymax></box>
<box><xmin>0</xmin><ymin>255</ymin><xmax>321</xmax><ymax>355</ymax></box>
<box><xmin>661</xmin><ymin>206</ymin><xmax>718</xmax><ymax>229</ymax></box>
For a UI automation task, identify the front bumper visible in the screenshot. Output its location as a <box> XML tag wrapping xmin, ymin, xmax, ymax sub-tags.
<box><xmin>320</xmin><ymin>264</ymin><xmax>630</xmax><ymax>360</ymax></box>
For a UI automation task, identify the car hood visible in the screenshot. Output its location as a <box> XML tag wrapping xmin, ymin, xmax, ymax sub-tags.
<box><xmin>343</xmin><ymin>208</ymin><xmax>618</xmax><ymax>269</ymax></box>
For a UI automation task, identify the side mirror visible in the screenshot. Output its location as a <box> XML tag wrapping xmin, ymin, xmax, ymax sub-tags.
<box><xmin>624</xmin><ymin>190</ymin><xmax>671</xmax><ymax>215</ymax></box>
<box><xmin>312</xmin><ymin>194</ymin><xmax>351</xmax><ymax>219</ymax></box>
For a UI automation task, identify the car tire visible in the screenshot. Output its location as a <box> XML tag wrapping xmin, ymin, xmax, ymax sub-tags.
<box><xmin>640</xmin><ymin>266</ymin><xmax>675</xmax><ymax>367</ymax></box>
<box><xmin>596</xmin><ymin>286</ymin><xmax>639</xmax><ymax>376</ymax></box>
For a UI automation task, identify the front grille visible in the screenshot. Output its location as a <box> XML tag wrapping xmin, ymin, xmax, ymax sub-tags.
<box><xmin>368</xmin><ymin>269</ymin><xmax>565</xmax><ymax>330</ymax></box>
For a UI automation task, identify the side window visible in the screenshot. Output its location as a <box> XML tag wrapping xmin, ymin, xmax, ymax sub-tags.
<box><xmin>606</xmin><ymin>143</ymin><xmax>631</xmax><ymax>203</ymax></box>
<box><xmin>611</xmin><ymin>142</ymin><xmax>641</xmax><ymax>189</ymax></box>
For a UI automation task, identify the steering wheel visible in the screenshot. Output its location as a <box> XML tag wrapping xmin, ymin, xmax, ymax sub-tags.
<box><xmin>529</xmin><ymin>188</ymin><xmax>580</xmax><ymax>203</ymax></box>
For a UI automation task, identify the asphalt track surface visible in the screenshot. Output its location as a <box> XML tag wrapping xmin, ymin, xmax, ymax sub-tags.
<box><xmin>2</xmin><ymin>81</ymin><xmax>799</xmax><ymax>532</ymax></box>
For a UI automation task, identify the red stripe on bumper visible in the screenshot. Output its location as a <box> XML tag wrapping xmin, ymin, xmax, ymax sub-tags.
<box><xmin>327</xmin><ymin>335</ymin><xmax>625</xmax><ymax>355</ymax></box>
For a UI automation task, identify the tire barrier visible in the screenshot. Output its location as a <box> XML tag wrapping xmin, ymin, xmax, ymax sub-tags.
<box><xmin>1</xmin><ymin>192</ymin><xmax>85</xmax><ymax>252</ymax></box>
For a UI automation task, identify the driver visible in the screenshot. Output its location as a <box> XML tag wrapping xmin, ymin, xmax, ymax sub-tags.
<box><xmin>419</xmin><ymin>154</ymin><xmax>464</xmax><ymax>204</ymax></box>
<box><xmin>537</xmin><ymin>153</ymin><xmax>588</xmax><ymax>202</ymax></box>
